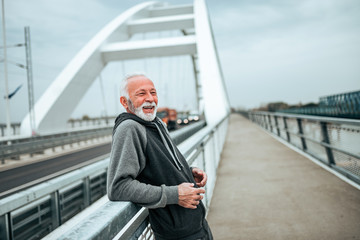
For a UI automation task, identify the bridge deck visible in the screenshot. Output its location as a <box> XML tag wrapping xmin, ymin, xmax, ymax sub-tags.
<box><xmin>207</xmin><ymin>114</ymin><xmax>360</xmax><ymax>240</ymax></box>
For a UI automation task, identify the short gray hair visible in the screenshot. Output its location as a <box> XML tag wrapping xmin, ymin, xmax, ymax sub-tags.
<box><xmin>119</xmin><ymin>72</ymin><xmax>147</xmax><ymax>99</ymax></box>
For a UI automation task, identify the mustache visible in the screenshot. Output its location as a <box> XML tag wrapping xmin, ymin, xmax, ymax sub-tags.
<box><xmin>141</xmin><ymin>102</ymin><xmax>157</xmax><ymax>107</ymax></box>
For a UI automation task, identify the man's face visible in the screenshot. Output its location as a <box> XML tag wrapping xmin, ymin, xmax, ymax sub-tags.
<box><xmin>121</xmin><ymin>76</ymin><xmax>158</xmax><ymax>121</ymax></box>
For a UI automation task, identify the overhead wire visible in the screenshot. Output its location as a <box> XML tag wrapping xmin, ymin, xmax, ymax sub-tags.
<box><xmin>98</xmin><ymin>73</ymin><xmax>108</xmax><ymax>118</ymax></box>
<box><xmin>142</xmin><ymin>32</ymin><xmax>148</xmax><ymax>73</ymax></box>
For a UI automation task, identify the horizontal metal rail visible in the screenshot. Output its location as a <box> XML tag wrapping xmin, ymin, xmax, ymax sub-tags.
<box><xmin>0</xmin><ymin>120</ymin><xmax>205</xmax><ymax>164</ymax></box>
<box><xmin>0</xmin><ymin>120</ymin><xmax>210</xmax><ymax>240</ymax></box>
<box><xmin>42</xmin><ymin>114</ymin><xmax>229</xmax><ymax>240</ymax></box>
<box><xmin>248</xmin><ymin>111</ymin><xmax>360</xmax><ymax>185</ymax></box>
<box><xmin>278</xmin><ymin>90</ymin><xmax>360</xmax><ymax>119</ymax></box>
<box><xmin>171</xmin><ymin>120</ymin><xmax>206</xmax><ymax>145</ymax></box>
<box><xmin>0</xmin><ymin>159</ymin><xmax>109</xmax><ymax>240</ymax></box>
<box><xmin>67</xmin><ymin>116</ymin><xmax>116</xmax><ymax>128</ymax></box>
<box><xmin>0</xmin><ymin>127</ymin><xmax>112</xmax><ymax>163</ymax></box>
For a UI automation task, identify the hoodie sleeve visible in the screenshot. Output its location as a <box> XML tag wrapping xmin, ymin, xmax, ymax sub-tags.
<box><xmin>107</xmin><ymin>119</ymin><xmax>179</xmax><ymax>208</ymax></box>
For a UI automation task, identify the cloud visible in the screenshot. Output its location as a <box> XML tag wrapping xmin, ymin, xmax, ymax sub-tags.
<box><xmin>1</xmin><ymin>0</ymin><xmax>360</xmax><ymax>123</ymax></box>
<box><xmin>210</xmin><ymin>0</ymin><xmax>360</xmax><ymax>108</ymax></box>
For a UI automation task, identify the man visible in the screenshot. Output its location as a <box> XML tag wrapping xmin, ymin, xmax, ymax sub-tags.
<box><xmin>107</xmin><ymin>73</ymin><xmax>213</xmax><ymax>240</ymax></box>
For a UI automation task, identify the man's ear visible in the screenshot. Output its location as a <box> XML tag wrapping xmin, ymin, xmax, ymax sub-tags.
<box><xmin>120</xmin><ymin>96</ymin><xmax>128</xmax><ymax>109</ymax></box>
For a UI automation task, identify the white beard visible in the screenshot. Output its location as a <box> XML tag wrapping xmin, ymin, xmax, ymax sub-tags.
<box><xmin>128</xmin><ymin>100</ymin><xmax>157</xmax><ymax>122</ymax></box>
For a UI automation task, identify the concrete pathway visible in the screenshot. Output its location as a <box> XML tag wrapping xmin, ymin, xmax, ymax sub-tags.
<box><xmin>207</xmin><ymin>114</ymin><xmax>360</xmax><ymax>240</ymax></box>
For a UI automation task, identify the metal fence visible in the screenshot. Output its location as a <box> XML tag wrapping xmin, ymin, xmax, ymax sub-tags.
<box><xmin>0</xmin><ymin>127</ymin><xmax>112</xmax><ymax>163</ymax></box>
<box><xmin>278</xmin><ymin>106</ymin><xmax>360</xmax><ymax>119</ymax></box>
<box><xmin>0</xmin><ymin>159</ymin><xmax>109</xmax><ymax>240</ymax></box>
<box><xmin>278</xmin><ymin>90</ymin><xmax>360</xmax><ymax>119</ymax></box>
<box><xmin>42</xmin><ymin>115</ymin><xmax>229</xmax><ymax>240</ymax></box>
<box><xmin>67</xmin><ymin>116</ymin><xmax>116</xmax><ymax>129</ymax></box>
<box><xmin>0</xmin><ymin>117</ymin><xmax>114</xmax><ymax>138</ymax></box>
<box><xmin>249</xmin><ymin>111</ymin><xmax>360</xmax><ymax>184</ymax></box>
<box><xmin>0</xmin><ymin>119</ymin><xmax>210</xmax><ymax>240</ymax></box>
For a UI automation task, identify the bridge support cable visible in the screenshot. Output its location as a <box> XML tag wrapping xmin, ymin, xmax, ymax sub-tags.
<box><xmin>98</xmin><ymin>73</ymin><xmax>108</xmax><ymax>119</ymax></box>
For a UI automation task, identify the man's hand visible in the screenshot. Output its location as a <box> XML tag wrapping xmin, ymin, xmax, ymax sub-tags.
<box><xmin>192</xmin><ymin>167</ymin><xmax>207</xmax><ymax>187</ymax></box>
<box><xmin>178</xmin><ymin>183</ymin><xmax>205</xmax><ymax>209</ymax></box>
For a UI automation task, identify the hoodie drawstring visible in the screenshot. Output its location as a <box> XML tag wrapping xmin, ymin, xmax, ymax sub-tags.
<box><xmin>154</xmin><ymin>120</ymin><xmax>183</xmax><ymax>171</ymax></box>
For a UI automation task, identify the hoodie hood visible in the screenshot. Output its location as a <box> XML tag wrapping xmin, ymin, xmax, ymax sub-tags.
<box><xmin>113</xmin><ymin>112</ymin><xmax>156</xmax><ymax>135</ymax></box>
<box><xmin>113</xmin><ymin>112</ymin><xmax>184</xmax><ymax>170</ymax></box>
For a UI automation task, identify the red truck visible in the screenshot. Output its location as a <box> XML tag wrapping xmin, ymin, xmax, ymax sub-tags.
<box><xmin>157</xmin><ymin>107</ymin><xmax>177</xmax><ymax>130</ymax></box>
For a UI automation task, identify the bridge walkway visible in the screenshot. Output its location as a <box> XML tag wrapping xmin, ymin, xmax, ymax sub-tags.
<box><xmin>207</xmin><ymin>114</ymin><xmax>360</xmax><ymax>240</ymax></box>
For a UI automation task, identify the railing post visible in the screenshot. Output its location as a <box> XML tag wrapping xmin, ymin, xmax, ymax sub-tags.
<box><xmin>200</xmin><ymin>143</ymin><xmax>209</xmax><ymax>209</ymax></box>
<box><xmin>0</xmin><ymin>214</ymin><xmax>11</xmax><ymax>240</ymax></box>
<box><xmin>211</xmin><ymin>129</ymin><xmax>218</xmax><ymax>168</ymax></box>
<box><xmin>320</xmin><ymin>122</ymin><xmax>335</xmax><ymax>166</ymax></box>
<box><xmin>283</xmin><ymin>117</ymin><xmax>291</xmax><ymax>142</ymax></box>
<box><xmin>51</xmin><ymin>191</ymin><xmax>61</xmax><ymax>228</ymax></box>
<box><xmin>274</xmin><ymin>116</ymin><xmax>280</xmax><ymax>136</ymax></box>
<box><xmin>83</xmin><ymin>177</ymin><xmax>91</xmax><ymax>207</ymax></box>
<box><xmin>268</xmin><ymin>115</ymin><xmax>273</xmax><ymax>132</ymax></box>
<box><xmin>263</xmin><ymin>115</ymin><xmax>268</xmax><ymax>130</ymax></box>
<box><xmin>297</xmin><ymin>118</ymin><xmax>307</xmax><ymax>151</ymax></box>
<box><xmin>212</xmin><ymin>129</ymin><xmax>220</xmax><ymax>166</ymax></box>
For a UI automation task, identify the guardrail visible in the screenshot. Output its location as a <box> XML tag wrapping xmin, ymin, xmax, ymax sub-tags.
<box><xmin>0</xmin><ymin>120</ymin><xmax>208</xmax><ymax>240</ymax></box>
<box><xmin>0</xmin><ymin>127</ymin><xmax>113</xmax><ymax>163</ymax></box>
<box><xmin>67</xmin><ymin>116</ymin><xmax>116</xmax><ymax>128</ymax></box>
<box><xmin>0</xmin><ymin>117</ymin><xmax>115</xmax><ymax>138</ymax></box>
<box><xmin>278</xmin><ymin>106</ymin><xmax>360</xmax><ymax>119</ymax></box>
<box><xmin>0</xmin><ymin>123</ymin><xmax>21</xmax><ymax>137</ymax></box>
<box><xmin>43</xmin><ymin>115</ymin><xmax>229</xmax><ymax>240</ymax></box>
<box><xmin>0</xmin><ymin>159</ymin><xmax>109</xmax><ymax>240</ymax></box>
<box><xmin>277</xmin><ymin>90</ymin><xmax>360</xmax><ymax>119</ymax></box>
<box><xmin>248</xmin><ymin>111</ymin><xmax>360</xmax><ymax>184</ymax></box>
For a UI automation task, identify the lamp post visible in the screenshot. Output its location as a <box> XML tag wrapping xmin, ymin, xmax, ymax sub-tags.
<box><xmin>24</xmin><ymin>26</ymin><xmax>36</xmax><ymax>136</ymax></box>
<box><xmin>1</xmin><ymin>0</ymin><xmax>11</xmax><ymax>137</ymax></box>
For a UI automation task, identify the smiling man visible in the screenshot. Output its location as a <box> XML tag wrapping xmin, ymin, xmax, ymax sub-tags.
<box><xmin>107</xmin><ymin>73</ymin><xmax>213</xmax><ymax>240</ymax></box>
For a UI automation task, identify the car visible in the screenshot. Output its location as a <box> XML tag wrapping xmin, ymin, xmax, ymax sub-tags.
<box><xmin>188</xmin><ymin>111</ymin><xmax>200</xmax><ymax>122</ymax></box>
<box><xmin>177</xmin><ymin>114</ymin><xmax>189</xmax><ymax>125</ymax></box>
<box><xmin>157</xmin><ymin>107</ymin><xmax>178</xmax><ymax>130</ymax></box>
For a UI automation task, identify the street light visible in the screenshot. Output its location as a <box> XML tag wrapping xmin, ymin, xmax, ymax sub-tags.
<box><xmin>1</xmin><ymin>0</ymin><xmax>11</xmax><ymax>137</ymax></box>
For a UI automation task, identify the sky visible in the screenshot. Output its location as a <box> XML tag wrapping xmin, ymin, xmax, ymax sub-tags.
<box><xmin>1</xmin><ymin>0</ymin><xmax>360</xmax><ymax>123</ymax></box>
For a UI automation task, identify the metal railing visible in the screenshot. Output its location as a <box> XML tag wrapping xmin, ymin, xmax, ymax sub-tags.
<box><xmin>0</xmin><ymin>117</ymin><xmax>115</xmax><ymax>138</ymax></box>
<box><xmin>249</xmin><ymin>111</ymin><xmax>360</xmax><ymax>184</ymax></box>
<box><xmin>0</xmin><ymin>127</ymin><xmax>112</xmax><ymax>163</ymax></box>
<box><xmin>0</xmin><ymin>120</ymin><xmax>209</xmax><ymax>240</ymax></box>
<box><xmin>278</xmin><ymin>106</ymin><xmax>360</xmax><ymax>119</ymax></box>
<box><xmin>67</xmin><ymin>116</ymin><xmax>116</xmax><ymax>129</ymax></box>
<box><xmin>0</xmin><ymin>123</ymin><xmax>21</xmax><ymax>137</ymax></box>
<box><xmin>42</xmin><ymin>115</ymin><xmax>229</xmax><ymax>240</ymax></box>
<box><xmin>277</xmin><ymin>90</ymin><xmax>360</xmax><ymax>119</ymax></box>
<box><xmin>0</xmin><ymin>159</ymin><xmax>109</xmax><ymax>240</ymax></box>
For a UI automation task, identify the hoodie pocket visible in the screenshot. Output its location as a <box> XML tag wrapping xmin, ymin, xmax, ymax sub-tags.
<box><xmin>149</xmin><ymin>203</ymin><xmax>205</xmax><ymax>239</ymax></box>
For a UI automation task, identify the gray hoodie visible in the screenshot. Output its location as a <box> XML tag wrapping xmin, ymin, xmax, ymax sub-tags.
<box><xmin>107</xmin><ymin>113</ymin><xmax>207</xmax><ymax>240</ymax></box>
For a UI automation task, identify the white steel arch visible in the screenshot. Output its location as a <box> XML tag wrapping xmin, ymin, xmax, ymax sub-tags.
<box><xmin>21</xmin><ymin>0</ymin><xmax>230</xmax><ymax>135</ymax></box>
